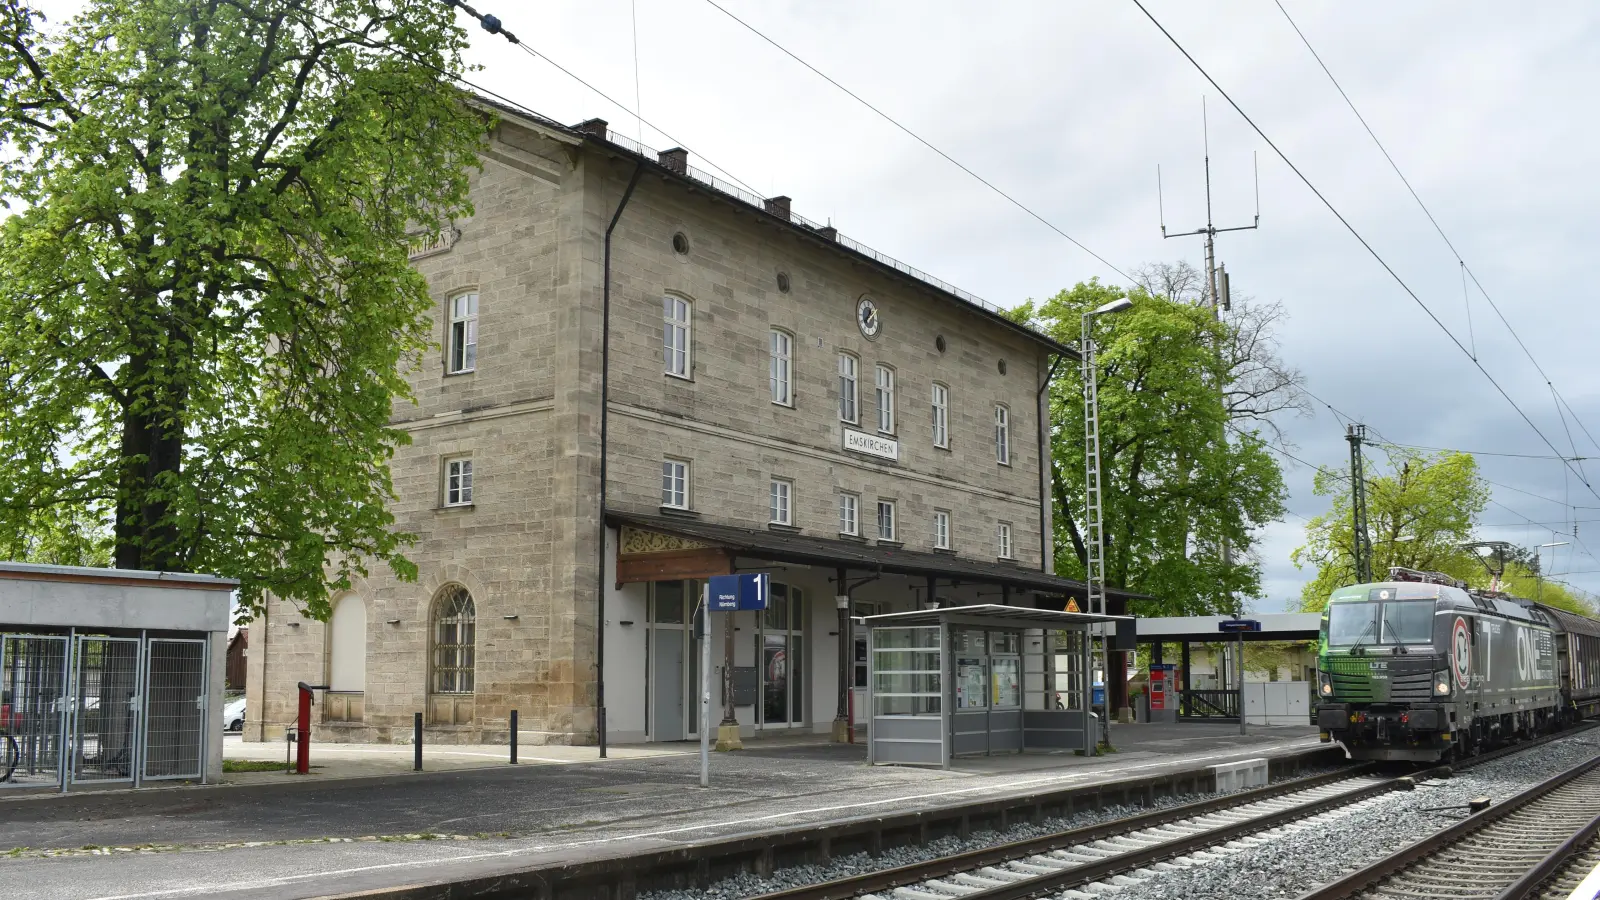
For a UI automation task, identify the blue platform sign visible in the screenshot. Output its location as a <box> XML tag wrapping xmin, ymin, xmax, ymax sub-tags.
<box><xmin>1218</xmin><ymin>619</ymin><xmax>1262</xmax><ymax>633</ymax></box>
<box><xmin>709</xmin><ymin>573</ymin><xmax>769</xmax><ymax>611</ymax></box>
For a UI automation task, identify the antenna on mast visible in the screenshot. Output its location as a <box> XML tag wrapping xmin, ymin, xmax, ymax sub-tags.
<box><xmin>1157</xmin><ymin>97</ymin><xmax>1263</xmax><ymax>316</ymax></box>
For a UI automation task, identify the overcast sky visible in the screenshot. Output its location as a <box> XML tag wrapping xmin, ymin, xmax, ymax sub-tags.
<box><xmin>29</xmin><ymin>1</ymin><xmax>1600</xmax><ymax>610</ymax></box>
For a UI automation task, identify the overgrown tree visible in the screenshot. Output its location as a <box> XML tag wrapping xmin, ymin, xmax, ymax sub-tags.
<box><xmin>1292</xmin><ymin>447</ymin><xmax>1489</xmax><ymax>611</ymax></box>
<box><xmin>0</xmin><ymin>1</ymin><xmax>491</xmax><ymax>619</ymax></box>
<box><xmin>1014</xmin><ymin>278</ymin><xmax>1289</xmax><ymax>616</ymax></box>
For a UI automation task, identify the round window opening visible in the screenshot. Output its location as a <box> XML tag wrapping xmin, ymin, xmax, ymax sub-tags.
<box><xmin>997</xmin><ymin>359</ymin><xmax>1008</xmax><ymax>375</ymax></box>
<box><xmin>935</xmin><ymin>334</ymin><xmax>947</xmax><ymax>354</ymax></box>
<box><xmin>776</xmin><ymin>271</ymin><xmax>791</xmax><ymax>293</ymax></box>
<box><xmin>671</xmin><ymin>232</ymin><xmax>690</xmax><ymax>255</ymax></box>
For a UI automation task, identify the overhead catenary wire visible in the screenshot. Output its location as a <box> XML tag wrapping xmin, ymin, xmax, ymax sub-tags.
<box><xmin>1269</xmin><ymin>0</ymin><xmax>1600</xmax><ymax>503</ymax></box>
<box><xmin>1131</xmin><ymin>0</ymin><xmax>1600</xmax><ymax>509</ymax></box>
<box><xmin>697</xmin><ymin>0</ymin><xmax>1133</xmax><ymax>284</ymax></box>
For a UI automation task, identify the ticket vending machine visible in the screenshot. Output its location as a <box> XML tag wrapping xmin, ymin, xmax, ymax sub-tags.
<box><xmin>1148</xmin><ymin>663</ymin><xmax>1177</xmax><ymax>724</ymax></box>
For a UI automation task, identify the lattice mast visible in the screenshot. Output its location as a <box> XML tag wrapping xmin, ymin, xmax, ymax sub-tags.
<box><xmin>1347</xmin><ymin>424</ymin><xmax>1374</xmax><ymax>584</ymax></box>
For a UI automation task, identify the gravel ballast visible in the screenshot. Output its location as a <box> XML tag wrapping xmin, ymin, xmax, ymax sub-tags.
<box><xmin>639</xmin><ymin>763</ymin><xmax>1338</xmax><ymax>900</ymax></box>
<box><xmin>1088</xmin><ymin>734</ymin><xmax>1600</xmax><ymax>900</ymax></box>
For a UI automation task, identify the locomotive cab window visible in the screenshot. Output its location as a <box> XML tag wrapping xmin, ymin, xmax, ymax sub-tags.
<box><xmin>1327</xmin><ymin>600</ymin><xmax>1432</xmax><ymax>647</ymax></box>
<box><xmin>1380</xmin><ymin>601</ymin><xmax>1433</xmax><ymax>645</ymax></box>
<box><xmin>1327</xmin><ymin>603</ymin><xmax>1377</xmax><ymax>646</ymax></box>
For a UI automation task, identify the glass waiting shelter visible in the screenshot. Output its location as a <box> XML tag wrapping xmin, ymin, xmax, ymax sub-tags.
<box><xmin>862</xmin><ymin>604</ymin><xmax>1131</xmax><ymax>767</ymax></box>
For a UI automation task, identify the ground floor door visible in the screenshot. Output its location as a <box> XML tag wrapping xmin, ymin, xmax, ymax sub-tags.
<box><xmin>648</xmin><ymin>580</ymin><xmax>703</xmax><ymax>742</ymax></box>
<box><xmin>651</xmin><ymin>630</ymin><xmax>685</xmax><ymax>742</ymax></box>
<box><xmin>756</xmin><ymin>583</ymin><xmax>805</xmax><ymax>729</ymax></box>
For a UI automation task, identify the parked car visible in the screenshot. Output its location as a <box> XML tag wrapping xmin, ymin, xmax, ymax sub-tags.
<box><xmin>221</xmin><ymin>697</ymin><xmax>246</xmax><ymax>732</ymax></box>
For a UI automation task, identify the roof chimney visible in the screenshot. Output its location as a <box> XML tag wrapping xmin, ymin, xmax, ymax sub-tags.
<box><xmin>764</xmin><ymin>196</ymin><xmax>792</xmax><ymax>220</ymax></box>
<box><xmin>815</xmin><ymin>225</ymin><xmax>837</xmax><ymax>241</ymax></box>
<box><xmin>573</xmin><ymin>118</ymin><xmax>608</xmax><ymax>139</ymax></box>
<box><xmin>657</xmin><ymin>147</ymin><xmax>688</xmax><ymax>175</ymax></box>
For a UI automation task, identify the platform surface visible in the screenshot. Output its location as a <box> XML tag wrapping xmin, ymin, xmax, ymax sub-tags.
<box><xmin>0</xmin><ymin>722</ymin><xmax>1321</xmax><ymax>900</ymax></box>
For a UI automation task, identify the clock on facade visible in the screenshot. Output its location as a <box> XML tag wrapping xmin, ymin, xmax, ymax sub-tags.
<box><xmin>857</xmin><ymin>297</ymin><xmax>882</xmax><ymax>340</ymax></box>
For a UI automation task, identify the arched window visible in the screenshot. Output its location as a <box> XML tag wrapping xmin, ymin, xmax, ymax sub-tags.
<box><xmin>328</xmin><ymin>595</ymin><xmax>367</xmax><ymax>693</ymax></box>
<box><xmin>431</xmin><ymin>586</ymin><xmax>476</xmax><ymax>694</ymax></box>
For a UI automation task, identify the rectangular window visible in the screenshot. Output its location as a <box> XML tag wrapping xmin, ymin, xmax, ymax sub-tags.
<box><xmin>838</xmin><ymin>492</ymin><xmax>859</xmax><ymax>536</ymax></box>
<box><xmin>877</xmin><ymin>500</ymin><xmax>896</xmax><ymax>541</ymax></box>
<box><xmin>931</xmin><ymin>382</ymin><xmax>949</xmax><ymax>448</ymax></box>
<box><xmin>770</xmin><ymin>330</ymin><xmax>793</xmax><ymax>406</ymax></box>
<box><xmin>934</xmin><ymin>509</ymin><xmax>950</xmax><ymax>549</ymax></box>
<box><xmin>661</xmin><ymin>459</ymin><xmax>689</xmax><ymax>509</ymax></box>
<box><xmin>770</xmin><ymin>478</ymin><xmax>792</xmax><ymax>525</ymax></box>
<box><xmin>995</xmin><ymin>405</ymin><xmax>1010</xmax><ymax>464</ymax></box>
<box><xmin>444</xmin><ymin>456</ymin><xmax>473</xmax><ymax>506</ymax></box>
<box><xmin>448</xmin><ymin>293</ymin><xmax>478</xmax><ymax>374</ymax></box>
<box><xmin>875</xmin><ymin>365</ymin><xmax>895</xmax><ymax>434</ymax></box>
<box><xmin>663</xmin><ymin>296</ymin><xmax>691</xmax><ymax>378</ymax></box>
<box><xmin>838</xmin><ymin>353</ymin><xmax>858</xmax><ymax>423</ymax></box>
<box><xmin>997</xmin><ymin>521</ymin><xmax>1013</xmax><ymax>559</ymax></box>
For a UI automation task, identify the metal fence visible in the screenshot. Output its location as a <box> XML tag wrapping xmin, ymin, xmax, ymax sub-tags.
<box><xmin>1</xmin><ymin>632</ymin><xmax>210</xmax><ymax>790</ymax></box>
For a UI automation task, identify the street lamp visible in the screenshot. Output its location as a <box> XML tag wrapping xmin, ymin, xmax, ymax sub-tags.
<box><xmin>1082</xmin><ymin>296</ymin><xmax>1134</xmax><ymax>749</ymax></box>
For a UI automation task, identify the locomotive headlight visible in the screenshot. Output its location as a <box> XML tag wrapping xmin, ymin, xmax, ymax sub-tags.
<box><xmin>1318</xmin><ymin>671</ymin><xmax>1332</xmax><ymax>696</ymax></box>
<box><xmin>1433</xmin><ymin>671</ymin><xmax>1452</xmax><ymax>696</ymax></box>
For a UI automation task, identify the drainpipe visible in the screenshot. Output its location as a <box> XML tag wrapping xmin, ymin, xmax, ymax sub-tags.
<box><xmin>596</xmin><ymin>161</ymin><xmax>646</xmax><ymax>758</ymax></box>
<box><xmin>1036</xmin><ymin>352</ymin><xmax>1066</xmax><ymax>574</ymax></box>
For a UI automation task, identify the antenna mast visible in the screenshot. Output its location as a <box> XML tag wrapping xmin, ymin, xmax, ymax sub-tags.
<box><xmin>1158</xmin><ymin>98</ymin><xmax>1261</xmax><ymax>316</ymax></box>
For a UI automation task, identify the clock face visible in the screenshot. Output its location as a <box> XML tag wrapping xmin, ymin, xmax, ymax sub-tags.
<box><xmin>857</xmin><ymin>298</ymin><xmax>882</xmax><ymax>340</ymax></box>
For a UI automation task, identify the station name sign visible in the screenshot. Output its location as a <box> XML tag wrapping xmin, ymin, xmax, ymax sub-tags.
<box><xmin>843</xmin><ymin>428</ymin><xmax>898</xmax><ymax>461</ymax></box>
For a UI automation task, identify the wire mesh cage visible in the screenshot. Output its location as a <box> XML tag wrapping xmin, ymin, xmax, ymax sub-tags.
<box><xmin>1</xmin><ymin>635</ymin><xmax>70</xmax><ymax>789</ymax></box>
<box><xmin>72</xmin><ymin>636</ymin><xmax>142</xmax><ymax>784</ymax></box>
<box><xmin>143</xmin><ymin>639</ymin><xmax>207</xmax><ymax>780</ymax></box>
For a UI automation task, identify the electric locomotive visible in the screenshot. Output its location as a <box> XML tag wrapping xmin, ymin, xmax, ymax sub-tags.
<box><xmin>1315</xmin><ymin>567</ymin><xmax>1600</xmax><ymax>762</ymax></box>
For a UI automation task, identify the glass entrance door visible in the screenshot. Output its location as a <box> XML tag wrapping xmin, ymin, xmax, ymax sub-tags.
<box><xmin>757</xmin><ymin>583</ymin><xmax>805</xmax><ymax>728</ymax></box>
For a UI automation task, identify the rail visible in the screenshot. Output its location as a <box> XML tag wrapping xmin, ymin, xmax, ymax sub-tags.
<box><xmin>1295</xmin><ymin>743</ymin><xmax>1600</xmax><ymax>899</ymax></box>
<box><xmin>1180</xmin><ymin>688</ymin><xmax>1240</xmax><ymax>719</ymax></box>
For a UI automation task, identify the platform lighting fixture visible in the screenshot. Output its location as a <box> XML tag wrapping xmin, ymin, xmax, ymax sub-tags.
<box><xmin>1081</xmin><ymin>296</ymin><xmax>1134</xmax><ymax>750</ymax></box>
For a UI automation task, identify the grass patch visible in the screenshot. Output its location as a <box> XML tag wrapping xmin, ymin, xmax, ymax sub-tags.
<box><xmin>223</xmin><ymin>759</ymin><xmax>288</xmax><ymax>773</ymax></box>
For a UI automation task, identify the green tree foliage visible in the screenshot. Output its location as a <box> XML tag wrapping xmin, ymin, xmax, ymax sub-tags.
<box><xmin>1015</xmin><ymin>279</ymin><xmax>1288</xmax><ymax>616</ymax></box>
<box><xmin>1293</xmin><ymin>447</ymin><xmax>1489</xmax><ymax>611</ymax></box>
<box><xmin>0</xmin><ymin>1</ymin><xmax>492</xmax><ymax>618</ymax></box>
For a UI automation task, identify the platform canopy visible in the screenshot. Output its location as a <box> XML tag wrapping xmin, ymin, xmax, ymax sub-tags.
<box><xmin>1135</xmin><ymin>613</ymin><xmax>1320</xmax><ymax>643</ymax></box>
<box><xmin>860</xmin><ymin>603</ymin><xmax>1131</xmax><ymax>630</ymax></box>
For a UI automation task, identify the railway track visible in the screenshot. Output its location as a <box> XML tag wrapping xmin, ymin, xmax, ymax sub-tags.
<box><xmin>1297</xmin><ymin>748</ymin><xmax>1600</xmax><ymax>900</ymax></box>
<box><xmin>743</xmin><ymin>730</ymin><xmax>1592</xmax><ymax>900</ymax></box>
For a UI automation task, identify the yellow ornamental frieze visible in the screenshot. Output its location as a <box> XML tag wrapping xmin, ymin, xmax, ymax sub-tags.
<box><xmin>619</xmin><ymin>526</ymin><xmax>712</xmax><ymax>554</ymax></box>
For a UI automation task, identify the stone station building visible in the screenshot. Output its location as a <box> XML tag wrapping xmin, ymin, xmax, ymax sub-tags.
<box><xmin>247</xmin><ymin>99</ymin><xmax>1139</xmax><ymax>747</ymax></box>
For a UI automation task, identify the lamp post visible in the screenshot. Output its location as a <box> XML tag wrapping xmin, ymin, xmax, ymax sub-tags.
<box><xmin>1082</xmin><ymin>296</ymin><xmax>1133</xmax><ymax>750</ymax></box>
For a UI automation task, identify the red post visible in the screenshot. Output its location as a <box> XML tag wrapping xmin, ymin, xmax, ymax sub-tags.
<box><xmin>295</xmin><ymin>682</ymin><xmax>328</xmax><ymax>775</ymax></box>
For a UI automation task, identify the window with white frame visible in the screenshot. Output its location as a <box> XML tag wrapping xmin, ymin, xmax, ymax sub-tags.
<box><xmin>838</xmin><ymin>492</ymin><xmax>859</xmax><ymax>536</ymax></box>
<box><xmin>934</xmin><ymin>509</ymin><xmax>951</xmax><ymax>549</ymax></box>
<box><xmin>444</xmin><ymin>456</ymin><xmax>473</xmax><ymax>506</ymax></box>
<box><xmin>877</xmin><ymin>500</ymin><xmax>896</xmax><ymax>541</ymax></box>
<box><xmin>447</xmin><ymin>293</ymin><xmax>478</xmax><ymax>374</ymax></box>
<box><xmin>663</xmin><ymin>295</ymin><xmax>691</xmax><ymax>378</ymax></box>
<box><xmin>661</xmin><ymin>458</ymin><xmax>689</xmax><ymax>509</ymax></box>
<box><xmin>838</xmin><ymin>353</ymin><xmax>859</xmax><ymax>423</ymax></box>
<box><xmin>875</xmin><ymin>365</ymin><xmax>895</xmax><ymax>434</ymax></box>
<box><xmin>997</xmin><ymin>521</ymin><xmax>1014</xmax><ymax>559</ymax></box>
<box><xmin>931</xmin><ymin>382</ymin><xmax>949</xmax><ymax>448</ymax></box>
<box><xmin>769</xmin><ymin>329</ymin><xmax>793</xmax><ymax>406</ymax></box>
<box><xmin>995</xmin><ymin>404</ymin><xmax>1010</xmax><ymax>464</ymax></box>
<box><xmin>769</xmin><ymin>478</ymin><xmax>793</xmax><ymax>525</ymax></box>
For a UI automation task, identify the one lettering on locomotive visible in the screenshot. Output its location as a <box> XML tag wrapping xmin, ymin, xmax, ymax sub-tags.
<box><xmin>1316</xmin><ymin>567</ymin><xmax>1600</xmax><ymax>761</ymax></box>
